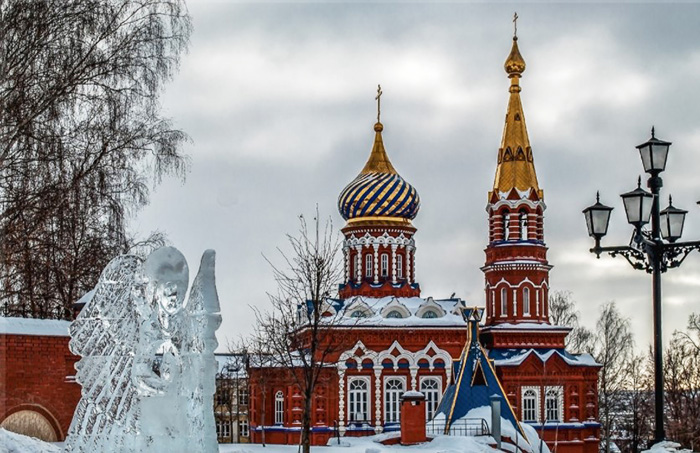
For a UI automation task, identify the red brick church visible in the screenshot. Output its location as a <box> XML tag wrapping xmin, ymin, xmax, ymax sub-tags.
<box><xmin>248</xmin><ymin>35</ymin><xmax>601</xmax><ymax>452</ymax></box>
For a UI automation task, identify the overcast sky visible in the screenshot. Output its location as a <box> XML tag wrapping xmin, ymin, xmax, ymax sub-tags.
<box><xmin>133</xmin><ymin>1</ymin><xmax>700</xmax><ymax>352</ymax></box>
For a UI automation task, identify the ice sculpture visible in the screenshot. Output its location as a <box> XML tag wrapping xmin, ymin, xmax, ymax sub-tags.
<box><xmin>64</xmin><ymin>247</ymin><xmax>222</xmax><ymax>453</ymax></box>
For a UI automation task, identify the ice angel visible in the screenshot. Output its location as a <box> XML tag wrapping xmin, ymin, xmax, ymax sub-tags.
<box><xmin>64</xmin><ymin>247</ymin><xmax>221</xmax><ymax>453</ymax></box>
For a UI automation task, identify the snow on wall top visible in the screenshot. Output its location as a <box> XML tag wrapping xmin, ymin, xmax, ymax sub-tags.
<box><xmin>488</xmin><ymin>347</ymin><xmax>600</xmax><ymax>367</ymax></box>
<box><xmin>0</xmin><ymin>317</ymin><xmax>71</xmax><ymax>337</ymax></box>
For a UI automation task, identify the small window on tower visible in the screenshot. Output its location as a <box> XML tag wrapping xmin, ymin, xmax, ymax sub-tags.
<box><xmin>381</xmin><ymin>253</ymin><xmax>389</xmax><ymax>277</ymax></box>
<box><xmin>397</xmin><ymin>255</ymin><xmax>403</xmax><ymax>279</ymax></box>
<box><xmin>519</xmin><ymin>212</ymin><xmax>528</xmax><ymax>240</ymax></box>
<box><xmin>365</xmin><ymin>254</ymin><xmax>372</xmax><ymax>278</ymax></box>
<box><xmin>503</xmin><ymin>213</ymin><xmax>511</xmax><ymax>241</ymax></box>
<box><xmin>523</xmin><ymin>287</ymin><xmax>531</xmax><ymax>316</ymax></box>
<box><xmin>500</xmin><ymin>288</ymin><xmax>507</xmax><ymax>317</ymax></box>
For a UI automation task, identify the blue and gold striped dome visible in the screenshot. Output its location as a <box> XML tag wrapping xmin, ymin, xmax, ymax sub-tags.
<box><xmin>338</xmin><ymin>122</ymin><xmax>420</xmax><ymax>223</ymax></box>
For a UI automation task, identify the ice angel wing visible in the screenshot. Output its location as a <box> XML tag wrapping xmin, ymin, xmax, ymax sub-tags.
<box><xmin>182</xmin><ymin>249</ymin><xmax>221</xmax><ymax>453</ymax></box>
<box><xmin>65</xmin><ymin>255</ymin><xmax>145</xmax><ymax>453</ymax></box>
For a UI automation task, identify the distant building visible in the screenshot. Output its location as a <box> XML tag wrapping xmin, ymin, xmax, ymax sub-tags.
<box><xmin>248</xmin><ymin>33</ymin><xmax>601</xmax><ymax>452</ymax></box>
<box><xmin>214</xmin><ymin>353</ymin><xmax>250</xmax><ymax>444</ymax></box>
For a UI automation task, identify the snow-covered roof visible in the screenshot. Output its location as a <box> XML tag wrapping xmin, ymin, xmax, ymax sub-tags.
<box><xmin>214</xmin><ymin>353</ymin><xmax>248</xmax><ymax>377</ymax></box>
<box><xmin>326</xmin><ymin>296</ymin><xmax>468</xmax><ymax>327</ymax></box>
<box><xmin>0</xmin><ymin>317</ymin><xmax>71</xmax><ymax>337</ymax></box>
<box><xmin>482</xmin><ymin>322</ymin><xmax>571</xmax><ymax>332</ymax></box>
<box><xmin>488</xmin><ymin>348</ymin><xmax>600</xmax><ymax>367</ymax></box>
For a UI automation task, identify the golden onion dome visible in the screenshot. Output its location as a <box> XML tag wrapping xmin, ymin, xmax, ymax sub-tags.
<box><xmin>338</xmin><ymin>121</ymin><xmax>420</xmax><ymax>224</ymax></box>
<box><xmin>504</xmin><ymin>37</ymin><xmax>526</xmax><ymax>76</ymax></box>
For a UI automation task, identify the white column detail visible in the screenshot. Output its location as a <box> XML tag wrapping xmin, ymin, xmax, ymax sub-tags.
<box><xmin>338</xmin><ymin>368</ymin><xmax>346</xmax><ymax>434</ymax></box>
<box><xmin>391</xmin><ymin>244</ymin><xmax>398</xmax><ymax>284</ymax></box>
<box><xmin>344</xmin><ymin>244</ymin><xmax>350</xmax><ymax>282</ymax></box>
<box><xmin>513</xmin><ymin>289</ymin><xmax>518</xmax><ymax>317</ymax></box>
<box><xmin>374</xmin><ymin>367</ymin><xmax>383</xmax><ymax>433</ymax></box>
<box><xmin>536</xmin><ymin>288</ymin><xmax>540</xmax><ymax>317</ymax></box>
<box><xmin>355</xmin><ymin>245</ymin><xmax>362</xmax><ymax>284</ymax></box>
<box><xmin>373</xmin><ymin>244</ymin><xmax>379</xmax><ymax>284</ymax></box>
<box><xmin>491</xmin><ymin>289</ymin><xmax>496</xmax><ymax>319</ymax></box>
<box><xmin>409</xmin><ymin>366</ymin><xmax>419</xmax><ymax>391</ymax></box>
<box><xmin>406</xmin><ymin>245</ymin><xmax>413</xmax><ymax>284</ymax></box>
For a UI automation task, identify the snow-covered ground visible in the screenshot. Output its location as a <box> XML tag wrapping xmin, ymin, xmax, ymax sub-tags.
<box><xmin>1</xmin><ymin>428</ymin><xmax>500</xmax><ymax>453</ymax></box>
<box><xmin>3</xmin><ymin>428</ymin><xmax>697</xmax><ymax>453</ymax></box>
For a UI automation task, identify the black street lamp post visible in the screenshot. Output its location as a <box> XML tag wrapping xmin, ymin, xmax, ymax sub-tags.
<box><xmin>582</xmin><ymin>128</ymin><xmax>700</xmax><ymax>445</ymax></box>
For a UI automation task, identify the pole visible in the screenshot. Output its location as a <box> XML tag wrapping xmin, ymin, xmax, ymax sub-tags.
<box><xmin>648</xmin><ymin>173</ymin><xmax>665</xmax><ymax>444</ymax></box>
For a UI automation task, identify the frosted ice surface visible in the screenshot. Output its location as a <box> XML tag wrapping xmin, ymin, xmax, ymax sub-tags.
<box><xmin>64</xmin><ymin>247</ymin><xmax>221</xmax><ymax>453</ymax></box>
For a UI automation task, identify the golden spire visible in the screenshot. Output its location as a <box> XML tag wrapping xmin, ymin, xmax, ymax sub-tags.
<box><xmin>492</xmin><ymin>22</ymin><xmax>541</xmax><ymax>197</ymax></box>
<box><xmin>361</xmin><ymin>85</ymin><xmax>397</xmax><ymax>175</ymax></box>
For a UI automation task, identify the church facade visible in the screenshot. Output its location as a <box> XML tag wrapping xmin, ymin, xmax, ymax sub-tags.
<box><xmin>248</xmin><ymin>35</ymin><xmax>600</xmax><ymax>452</ymax></box>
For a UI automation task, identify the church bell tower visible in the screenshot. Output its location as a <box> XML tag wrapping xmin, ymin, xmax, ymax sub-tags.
<box><xmin>480</xmin><ymin>34</ymin><xmax>567</xmax><ymax>349</ymax></box>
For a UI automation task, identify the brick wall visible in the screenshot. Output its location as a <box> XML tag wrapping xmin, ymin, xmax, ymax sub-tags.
<box><xmin>0</xmin><ymin>333</ymin><xmax>81</xmax><ymax>440</ymax></box>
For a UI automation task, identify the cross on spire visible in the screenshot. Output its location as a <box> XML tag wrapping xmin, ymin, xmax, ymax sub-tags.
<box><xmin>513</xmin><ymin>12</ymin><xmax>519</xmax><ymax>39</ymax></box>
<box><xmin>375</xmin><ymin>84</ymin><xmax>383</xmax><ymax>123</ymax></box>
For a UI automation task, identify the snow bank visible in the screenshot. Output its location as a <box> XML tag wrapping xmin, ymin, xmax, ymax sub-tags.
<box><xmin>640</xmin><ymin>441</ymin><xmax>694</xmax><ymax>453</ymax></box>
<box><xmin>0</xmin><ymin>428</ymin><xmax>61</xmax><ymax>453</ymax></box>
<box><xmin>0</xmin><ymin>318</ymin><xmax>70</xmax><ymax>337</ymax></box>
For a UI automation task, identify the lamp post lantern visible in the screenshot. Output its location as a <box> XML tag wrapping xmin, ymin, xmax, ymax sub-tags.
<box><xmin>582</xmin><ymin>129</ymin><xmax>700</xmax><ymax>445</ymax></box>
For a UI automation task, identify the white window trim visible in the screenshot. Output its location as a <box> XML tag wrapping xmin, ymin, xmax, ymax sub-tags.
<box><xmin>383</xmin><ymin>375</ymin><xmax>406</xmax><ymax>424</ymax></box>
<box><xmin>544</xmin><ymin>386</ymin><xmax>564</xmax><ymax>423</ymax></box>
<box><xmin>521</xmin><ymin>386</ymin><xmax>541</xmax><ymax>423</ymax></box>
<box><xmin>419</xmin><ymin>376</ymin><xmax>443</xmax><ymax>421</ymax></box>
<box><xmin>347</xmin><ymin>376</ymin><xmax>371</xmax><ymax>424</ymax></box>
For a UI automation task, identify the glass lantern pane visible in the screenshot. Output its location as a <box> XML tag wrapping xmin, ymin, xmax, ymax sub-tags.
<box><xmin>669</xmin><ymin>212</ymin><xmax>686</xmax><ymax>239</ymax></box>
<box><xmin>660</xmin><ymin>212</ymin><xmax>671</xmax><ymax>239</ymax></box>
<box><xmin>593</xmin><ymin>209</ymin><xmax>611</xmax><ymax>235</ymax></box>
<box><xmin>639</xmin><ymin>146</ymin><xmax>653</xmax><ymax>173</ymax></box>
<box><xmin>584</xmin><ymin>211</ymin><xmax>594</xmax><ymax>237</ymax></box>
<box><xmin>641</xmin><ymin>194</ymin><xmax>654</xmax><ymax>224</ymax></box>
<box><xmin>651</xmin><ymin>144</ymin><xmax>669</xmax><ymax>172</ymax></box>
<box><xmin>623</xmin><ymin>196</ymin><xmax>642</xmax><ymax>224</ymax></box>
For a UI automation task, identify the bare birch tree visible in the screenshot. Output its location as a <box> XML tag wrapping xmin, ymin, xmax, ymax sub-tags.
<box><xmin>548</xmin><ymin>290</ymin><xmax>595</xmax><ymax>353</ymax></box>
<box><xmin>0</xmin><ymin>0</ymin><xmax>191</xmax><ymax>319</ymax></box>
<box><xmin>592</xmin><ymin>301</ymin><xmax>634</xmax><ymax>453</ymax></box>
<box><xmin>251</xmin><ymin>211</ymin><xmax>353</xmax><ymax>453</ymax></box>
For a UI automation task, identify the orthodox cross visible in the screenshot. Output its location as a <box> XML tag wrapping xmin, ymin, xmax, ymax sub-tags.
<box><xmin>513</xmin><ymin>12</ymin><xmax>518</xmax><ymax>39</ymax></box>
<box><xmin>375</xmin><ymin>84</ymin><xmax>383</xmax><ymax>123</ymax></box>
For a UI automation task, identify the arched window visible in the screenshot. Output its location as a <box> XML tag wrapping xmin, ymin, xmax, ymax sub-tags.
<box><xmin>365</xmin><ymin>254</ymin><xmax>372</xmax><ymax>278</ymax></box>
<box><xmin>422</xmin><ymin>310</ymin><xmax>437</xmax><ymax>319</ymax></box>
<box><xmin>420</xmin><ymin>378</ymin><xmax>441</xmax><ymax>420</ymax></box>
<box><xmin>523</xmin><ymin>287</ymin><xmax>531</xmax><ymax>316</ymax></box>
<box><xmin>274</xmin><ymin>391</ymin><xmax>284</xmax><ymax>424</ymax></box>
<box><xmin>348</xmin><ymin>378</ymin><xmax>369</xmax><ymax>423</ymax></box>
<box><xmin>522</xmin><ymin>388</ymin><xmax>538</xmax><ymax>422</ymax></box>
<box><xmin>503</xmin><ymin>213</ymin><xmax>511</xmax><ymax>240</ymax></box>
<box><xmin>500</xmin><ymin>288</ymin><xmax>507</xmax><ymax>317</ymax></box>
<box><xmin>396</xmin><ymin>255</ymin><xmax>403</xmax><ymax>279</ymax></box>
<box><xmin>384</xmin><ymin>378</ymin><xmax>405</xmax><ymax>423</ymax></box>
<box><xmin>386</xmin><ymin>310</ymin><xmax>403</xmax><ymax>319</ymax></box>
<box><xmin>545</xmin><ymin>387</ymin><xmax>562</xmax><ymax>422</ymax></box>
<box><xmin>350</xmin><ymin>310</ymin><xmax>367</xmax><ymax>318</ymax></box>
<box><xmin>381</xmin><ymin>253</ymin><xmax>389</xmax><ymax>277</ymax></box>
<box><xmin>519</xmin><ymin>212</ymin><xmax>528</xmax><ymax>240</ymax></box>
